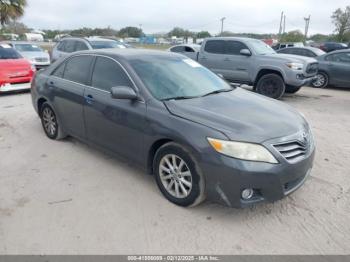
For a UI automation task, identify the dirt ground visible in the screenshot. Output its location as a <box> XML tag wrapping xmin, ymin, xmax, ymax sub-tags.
<box><xmin>0</xmin><ymin>86</ymin><xmax>349</xmax><ymax>255</ymax></box>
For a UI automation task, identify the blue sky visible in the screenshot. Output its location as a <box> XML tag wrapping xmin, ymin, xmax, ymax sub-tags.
<box><xmin>21</xmin><ymin>0</ymin><xmax>349</xmax><ymax>35</ymax></box>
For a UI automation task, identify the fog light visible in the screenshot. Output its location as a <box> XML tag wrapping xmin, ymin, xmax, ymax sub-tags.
<box><xmin>241</xmin><ymin>188</ymin><xmax>254</xmax><ymax>200</ymax></box>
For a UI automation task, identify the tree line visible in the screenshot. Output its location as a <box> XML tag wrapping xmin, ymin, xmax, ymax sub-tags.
<box><xmin>1</xmin><ymin>1</ymin><xmax>349</xmax><ymax>43</ymax></box>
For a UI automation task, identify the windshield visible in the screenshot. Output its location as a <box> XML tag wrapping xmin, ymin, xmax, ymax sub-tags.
<box><xmin>90</xmin><ymin>40</ymin><xmax>126</xmax><ymax>49</ymax></box>
<box><xmin>130</xmin><ymin>56</ymin><xmax>232</xmax><ymax>100</ymax></box>
<box><xmin>249</xmin><ymin>40</ymin><xmax>276</xmax><ymax>55</ymax></box>
<box><xmin>0</xmin><ymin>46</ymin><xmax>22</xmax><ymax>59</ymax></box>
<box><xmin>15</xmin><ymin>44</ymin><xmax>43</xmax><ymax>52</ymax></box>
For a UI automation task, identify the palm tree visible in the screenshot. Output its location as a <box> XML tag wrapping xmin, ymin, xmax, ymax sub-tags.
<box><xmin>0</xmin><ymin>0</ymin><xmax>27</xmax><ymax>26</ymax></box>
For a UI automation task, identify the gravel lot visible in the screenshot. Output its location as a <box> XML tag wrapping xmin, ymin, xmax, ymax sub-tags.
<box><xmin>0</xmin><ymin>86</ymin><xmax>349</xmax><ymax>255</ymax></box>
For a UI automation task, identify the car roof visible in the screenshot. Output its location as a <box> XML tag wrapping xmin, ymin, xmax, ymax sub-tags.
<box><xmin>72</xmin><ymin>48</ymin><xmax>183</xmax><ymax>61</ymax></box>
<box><xmin>279</xmin><ymin>46</ymin><xmax>320</xmax><ymax>52</ymax></box>
<box><xmin>206</xmin><ymin>37</ymin><xmax>259</xmax><ymax>43</ymax></box>
<box><xmin>60</xmin><ymin>37</ymin><xmax>116</xmax><ymax>42</ymax></box>
<box><xmin>325</xmin><ymin>48</ymin><xmax>350</xmax><ymax>54</ymax></box>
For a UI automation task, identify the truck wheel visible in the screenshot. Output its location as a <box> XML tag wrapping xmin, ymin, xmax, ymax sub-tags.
<box><xmin>311</xmin><ymin>72</ymin><xmax>329</xmax><ymax>88</ymax></box>
<box><xmin>256</xmin><ymin>74</ymin><xmax>285</xmax><ymax>99</ymax></box>
<box><xmin>285</xmin><ymin>85</ymin><xmax>302</xmax><ymax>94</ymax></box>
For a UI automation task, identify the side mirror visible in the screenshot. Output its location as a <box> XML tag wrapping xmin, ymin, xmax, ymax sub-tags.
<box><xmin>111</xmin><ymin>86</ymin><xmax>138</xmax><ymax>100</ymax></box>
<box><xmin>240</xmin><ymin>49</ymin><xmax>252</xmax><ymax>56</ymax></box>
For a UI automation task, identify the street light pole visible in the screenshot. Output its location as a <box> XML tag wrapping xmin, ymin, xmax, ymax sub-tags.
<box><xmin>220</xmin><ymin>17</ymin><xmax>226</xmax><ymax>36</ymax></box>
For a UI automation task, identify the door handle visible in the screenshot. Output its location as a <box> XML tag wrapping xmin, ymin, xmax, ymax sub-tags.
<box><xmin>85</xmin><ymin>94</ymin><xmax>95</xmax><ymax>104</ymax></box>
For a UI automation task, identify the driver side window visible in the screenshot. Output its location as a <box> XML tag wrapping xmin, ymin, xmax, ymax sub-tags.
<box><xmin>91</xmin><ymin>57</ymin><xmax>133</xmax><ymax>92</ymax></box>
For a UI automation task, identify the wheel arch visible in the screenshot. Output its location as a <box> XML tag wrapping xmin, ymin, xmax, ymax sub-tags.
<box><xmin>147</xmin><ymin>138</ymin><xmax>174</xmax><ymax>175</ymax></box>
<box><xmin>254</xmin><ymin>68</ymin><xmax>285</xmax><ymax>88</ymax></box>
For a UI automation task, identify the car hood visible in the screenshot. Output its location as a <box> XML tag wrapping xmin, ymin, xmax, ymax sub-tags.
<box><xmin>266</xmin><ymin>53</ymin><xmax>317</xmax><ymax>64</ymax></box>
<box><xmin>19</xmin><ymin>51</ymin><xmax>50</xmax><ymax>59</ymax></box>
<box><xmin>164</xmin><ymin>88</ymin><xmax>307</xmax><ymax>143</ymax></box>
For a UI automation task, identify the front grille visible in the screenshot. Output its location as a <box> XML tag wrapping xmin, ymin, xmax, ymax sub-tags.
<box><xmin>35</xmin><ymin>57</ymin><xmax>49</xmax><ymax>62</ymax></box>
<box><xmin>306</xmin><ymin>63</ymin><xmax>318</xmax><ymax>74</ymax></box>
<box><xmin>273</xmin><ymin>141</ymin><xmax>308</xmax><ymax>162</ymax></box>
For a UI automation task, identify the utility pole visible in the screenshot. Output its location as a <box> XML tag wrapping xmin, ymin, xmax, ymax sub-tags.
<box><xmin>220</xmin><ymin>17</ymin><xmax>226</xmax><ymax>36</ymax></box>
<box><xmin>283</xmin><ymin>15</ymin><xmax>286</xmax><ymax>34</ymax></box>
<box><xmin>278</xmin><ymin>11</ymin><xmax>284</xmax><ymax>40</ymax></box>
<box><xmin>304</xmin><ymin>15</ymin><xmax>311</xmax><ymax>41</ymax></box>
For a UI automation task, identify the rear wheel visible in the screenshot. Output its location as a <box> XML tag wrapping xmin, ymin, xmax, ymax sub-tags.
<box><xmin>311</xmin><ymin>72</ymin><xmax>329</xmax><ymax>88</ymax></box>
<box><xmin>153</xmin><ymin>142</ymin><xmax>205</xmax><ymax>207</ymax></box>
<box><xmin>285</xmin><ymin>85</ymin><xmax>302</xmax><ymax>94</ymax></box>
<box><xmin>40</xmin><ymin>103</ymin><xmax>66</xmax><ymax>140</ymax></box>
<box><xmin>255</xmin><ymin>74</ymin><xmax>285</xmax><ymax>99</ymax></box>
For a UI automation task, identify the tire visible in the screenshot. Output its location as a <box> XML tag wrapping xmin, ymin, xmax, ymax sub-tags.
<box><xmin>256</xmin><ymin>74</ymin><xmax>285</xmax><ymax>99</ymax></box>
<box><xmin>311</xmin><ymin>72</ymin><xmax>329</xmax><ymax>88</ymax></box>
<box><xmin>40</xmin><ymin>102</ymin><xmax>66</xmax><ymax>140</ymax></box>
<box><xmin>153</xmin><ymin>142</ymin><xmax>205</xmax><ymax>207</ymax></box>
<box><xmin>285</xmin><ymin>85</ymin><xmax>302</xmax><ymax>94</ymax></box>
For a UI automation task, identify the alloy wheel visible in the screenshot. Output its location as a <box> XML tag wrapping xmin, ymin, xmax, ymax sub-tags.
<box><xmin>42</xmin><ymin>107</ymin><xmax>57</xmax><ymax>136</ymax></box>
<box><xmin>159</xmin><ymin>154</ymin><xmax>193</xmax><ymax>199</ymax></box>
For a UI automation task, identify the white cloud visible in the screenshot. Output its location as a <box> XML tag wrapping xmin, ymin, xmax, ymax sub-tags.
<box><xmin>21</xmin><ymin>0</ymin><xmax>349</xmax><ymax>35</ymax></box>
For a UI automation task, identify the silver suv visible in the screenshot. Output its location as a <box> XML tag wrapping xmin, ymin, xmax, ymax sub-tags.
<box><xmin>51</xmin><ymin>37</ymin><xmax>127</xmax><ymax>62</ymax></box>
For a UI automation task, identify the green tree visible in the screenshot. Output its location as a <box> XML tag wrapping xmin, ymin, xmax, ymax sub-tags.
<box><xmin>196</xmin><ymin>31</ymin><xmax>211</xmax><ymax>38</ymax></box>
<box><xmin>0</xmin><ymin>0</ymin><xmax>27</xmax><ymax>26</ymax></box>
<box><xmin>118</xmin><ymin>26</ymin><xmax>143</xmax><ymax>38</ymax></box>
<box><xmin>331</xmin><ymin>6</ymin><xmax>350</xmax><ymax>42</ymax></box>
<box><xmin>168</xmin><ymin>27</ymin><xmax>194</xmax><ymax>38</ymax></box>
<box><xmin>280</xmin><ymin>30</ymin><xmax>304</xmax><ymax>42</ymax></box>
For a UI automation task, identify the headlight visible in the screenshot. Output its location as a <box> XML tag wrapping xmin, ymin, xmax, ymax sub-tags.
<box><xmin>286</xmin><ymin>62</ymin><xmax>303</xmax><ymax>70</ymax></box>
<box><xmin>207</xmin><ymin>138</ymin><xmax>278</xmax><ymax>164</ymax></box>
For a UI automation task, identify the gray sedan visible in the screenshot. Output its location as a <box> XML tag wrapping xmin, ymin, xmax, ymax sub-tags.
<box><xmin>311</xmin><ymin>49</ymin><xmax>350</xmax><ymax>88</ymax></box>
<box><xmin>31</xmin><ymin>49</ymin><xmax>315</xmax><ymax>208</ymax></box>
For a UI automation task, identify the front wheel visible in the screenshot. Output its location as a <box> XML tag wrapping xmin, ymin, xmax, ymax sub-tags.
<box><xmin>255</xmin><ymin>74</ymin><xmax>285</xmax><ymax>99</ymax></box>
<box><xmin>153</xmin><ymin>142</ymin><xmax>205</xmax><ymax>207</ymax></box>
<box><xmin>311</xmin><ymin>72</ymin><xmax>329</xmax><ymax>88</ymax></box>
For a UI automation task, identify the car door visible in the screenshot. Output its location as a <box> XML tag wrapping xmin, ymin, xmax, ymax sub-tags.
<box><xmin>83</xmin><ymin>56</ymin><xmax>147</xmax><ymax>162</ymax></box>
<box><xmin>48</xmin><ymin>55</ymin><xmax>94</xmax><ymax>138</ymax></box>
<box><xmin>325</xmin><ymin>52</ymin><xmax>350</xmax><ymax>87</ymax></box>
<box><xmin>198</xmin><ymin>40</ymin><xmax>228</xmax><ymax>77</ymax></box>
<box><xmin>223</xmin><ymin>40</ymin><xmax>251</xmax><ymax>82</ymax></box>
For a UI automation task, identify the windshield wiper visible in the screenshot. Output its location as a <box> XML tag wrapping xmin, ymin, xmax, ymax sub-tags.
<box><xmin>161</xmin><ymin>95</ymin><xmax>199</xmax><ymax>101</ymax></box>
<box><xmin>201</xmin><ymin>88</ymin><xmax>234</xmax><ymax>97</ymax></box>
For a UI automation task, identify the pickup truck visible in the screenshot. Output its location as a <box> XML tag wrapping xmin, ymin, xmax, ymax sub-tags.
<box><xmin>188</xmin><ymin>37</ymin><xmax>319</xmax><ymax>99</ymax></box>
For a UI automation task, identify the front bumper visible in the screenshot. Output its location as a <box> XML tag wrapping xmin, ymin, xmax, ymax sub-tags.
<box><xmin>201</xmin><ymin>143</ymin><xmax>315</xmax><ymax>208</ymax></box>
<box><xmin>0</xmin><ymin>82</ymin><xmax>31</xmax><ymax>92</ymax></box>
<box><xmin>286</xmin><ymin>74</ymin><xmax>318</xmax><ymax>88</ymax></box>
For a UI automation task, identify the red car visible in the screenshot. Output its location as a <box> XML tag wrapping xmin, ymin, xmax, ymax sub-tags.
<box><xmin>0</xmin><ymin>44</ymin><xmax>35</xmax><ymax>93</ymax></box>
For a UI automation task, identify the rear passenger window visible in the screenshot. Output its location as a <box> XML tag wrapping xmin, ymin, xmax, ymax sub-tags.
<box><xmin>63</xmin><ymin>56</ymin><xmax>93</xmax><ymax>85</ymax></box>
<box><xmin>52</xmin><ymin>62</ymin><xmax>66</xmax><ymax>78</ymax></box>
<box><xmin>184</xmin><ymin>46</ymin><xmax>194</xmax><ymax>52</ymax></box>
<box><xmin>171</xmin><ymin>46</ymin><xmax>185</xmax><ymax>52</ymax></box>
<box><xmin>64</xmin><ymin>40</ymin><xmax>75</xmax><ymax>53</ymax></box>
<box><xmin>56</xmin><ymin>41</ymin><xmax>65</xmax><ymax>51</ymax></box>
<box><xmin>225</xmin><ymin>41</ymin><xmax>248</xmax><ymax>55</ymax></box>
<box><xmin>75</xmin><ymin>41</ymin><xmax>89</xmax><ymax>51</ymax></box>
<box><xmin>204</xmin><ymin>40</ymin><xmax>225</xmax><ymax>54</ymax></box>
<box><xmin>92</xmin><ymin>57</ymin><xmax>132</xmax><ymax>92</ymax></box>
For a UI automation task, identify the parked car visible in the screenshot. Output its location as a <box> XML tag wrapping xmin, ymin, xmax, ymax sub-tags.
<box><xmin>0</xmin><ymin>43</ymin><xmax>35</xmax><ymax>92</ymax></box>
<box><xmin>3</xmin><ymin>41</ymin><xmax>50</xmax><ymax>70</ymax></box>
<box><xmin>51</xmin><ymin>37</ymin><xmax>127</xmax><ymax>62</ymax></box>
<box><xmin>319</xmin><ymin>42</ymin><xmax>348</xmax><ymax>53</ymax></box>
<box><xmin>167</xmin><ymin>44</ymin><xmax>201</xmax><ymax>60</ymax></box>
<box><xmin>31</xmin><ymin>49</ymin><xmax>315</xmax><ymax>208</ymax></box>
<box><xmin>272</xmin><ymin>42</ymin><xmax>304</xmax><ymax>50</ymax></box>
<box><xmin>191</xmin><ymin>37</ymin><xmax>318</xmax><ymax>99</ymax></box>
<box><xmin>277</xmin><ymin>47</ymin><xmax>325</xmax><ymax>58</ymax></box>
<box><xmin>311</xmin><ymin>49</ymin><xmax>350</xmax><ymax>88</ymax></box>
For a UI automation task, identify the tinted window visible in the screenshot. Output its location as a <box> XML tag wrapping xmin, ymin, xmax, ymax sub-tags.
<box><xmin>326</xmin><ymin>52</ymin><xmax>350</xmax><ymax>63</ymax></box>
<box><xmin>14</xmin><ymin>44</ymin><xmax>43</xmax><ymax>52</ymax></box>
<box><xmin>90</xmin><ymin>41</ymin><xmax>125</xmax><ymax>49</ymax></box>
<box><xmin>185</xmin><ymin>46</ymin><xmax>195</xmax><ymax>52</ymax></box>
<box><xmin>278</xmin><ymin>48</ymin><xmax>290</xmax><ymax>54</ymax></box>
<box><xmin>64</xmin><ymin>40</ymin><xmax>75</xmax><ymax>53</ymax></box>
<box><xmin>0</xmin><ymin>46</ymin><xmax>22</xmax><ymax>59</ymax></box>
<box><xmin>225</xmin><ymin>41</ymin><xmax>248</xmax><ymax>55</ymax></box>
<box><xmin>56</xmin><ymin>41</ymin><xmax>65</xmax><ymax>51</ymax></box>
<box><xmin>92</xmin><ymin>57</ymin><xmax>132</xmax><ymax>91</ymax></box>
<box><xmin>171</xmin><ymin>46</ymin><xmax>185</xmax><ymax>52</ymax></box>
<box><xmin>63</xmin><ymin>55</ymin><xmax>94</xmax><ymax>84</ymax></box>
<box><xmin>75</xmin><ymin>41</ymin><xmax>89</xmax><ymax>51</ymax></box>
<box><xmin>204</xmin><ymin>40</ymin><xmax>225</xmax><ymax>54</ymax></box>
<box><xmin>52</xmin><ymin>62</ymin><xmax>66</xmax><ymax>78</ymax></box>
